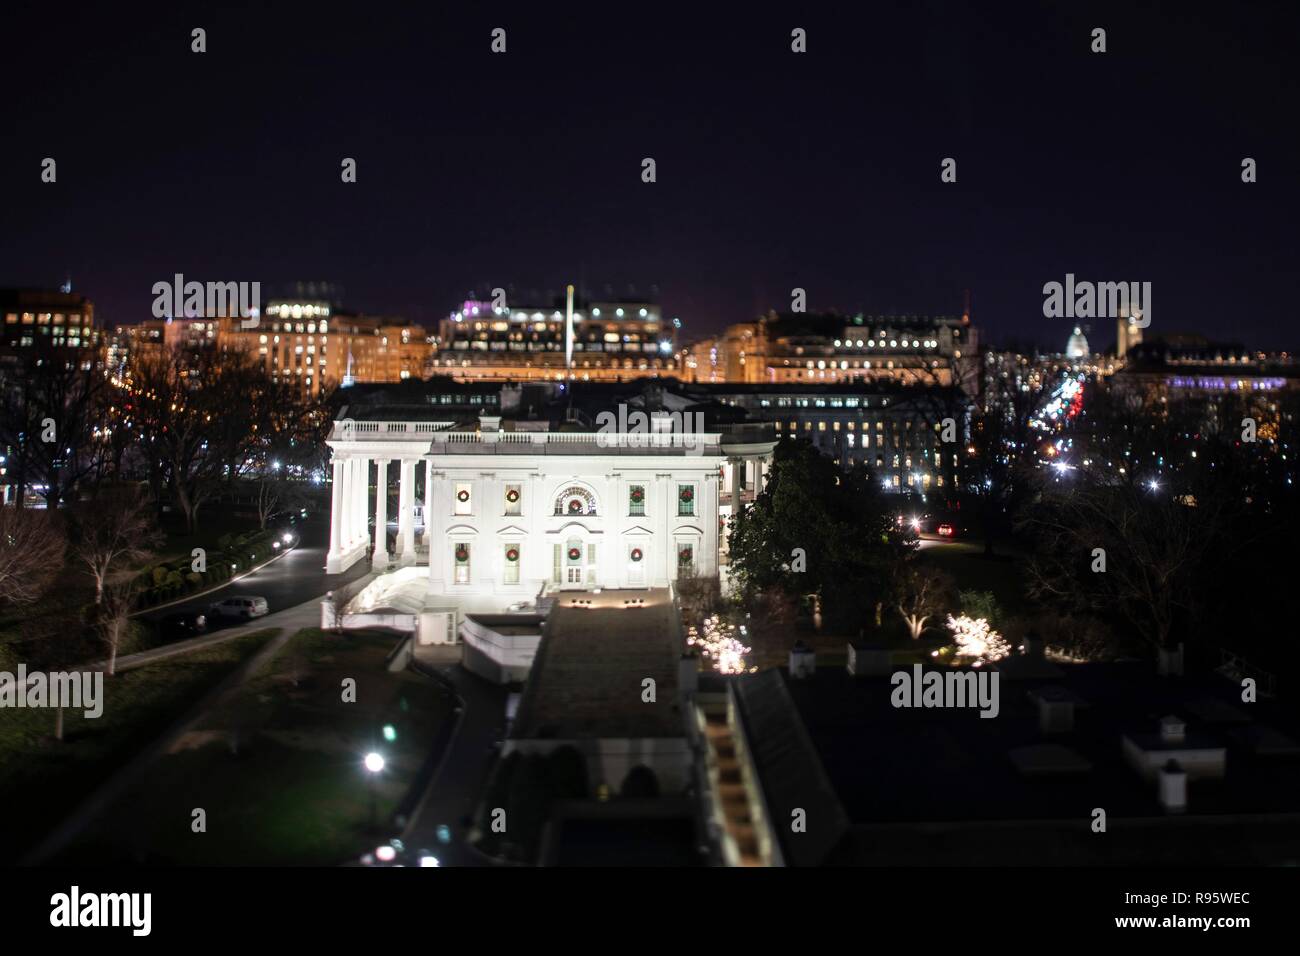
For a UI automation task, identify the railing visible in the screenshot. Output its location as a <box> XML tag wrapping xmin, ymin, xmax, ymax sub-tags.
<box><xmin>331</xmin><ymin>420</ymin><xmax>457</xmax><ymax>440</ymax></box>
<box><xmin>331</xmin><ymin>423</ymin><xmax>729</xmax><ymax>448</ymax></box>
<box><xmin>430</xmin><ymin>431</ymin><xmax>723</xmax><ymax>447</ymax></box>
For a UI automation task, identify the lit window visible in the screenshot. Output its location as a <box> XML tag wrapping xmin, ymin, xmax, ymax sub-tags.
<box><xmin>454</xmin><ymin>482</ymin><xmax>472</xmax><ymax>515</ymax></box>
<box><xmin>503</xmin><ymin>544</ymin><xmax>520</xmax><ymax>585</ymax></box>
<box><xmin>453</xmin><ymin>542</ymin><xmax>471</xmax><ymax>584</ymax></box>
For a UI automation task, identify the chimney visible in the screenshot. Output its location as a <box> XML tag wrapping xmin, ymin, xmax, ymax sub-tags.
<box><xmin>1159</xmin><ymin>714</ymin><xmax>1186</xmax><ymax>744</ymax></box>
<box><xmin>650</xmin><ymin>410</ymin><xmax>673</xmax><ymax>432</ymax></box>
<box><xmin>1032</xmin><ymin>686</ymin><xmax>1075</xmax><ymax>734</ymax></box>
<box><xmin>789</xmin><ymin>641</ymin><xmax>816</xmax><ymax>679</ymax></box>
<box><xmin>1158</xmin><ymin>760</ymin><xmax>1187</xmax><ymax>814</ymax></box>
<box><xmin>479</xmin><ymin>412</ymin><xmax>502</xmax><ymax>443</ymax></box>
<box><xmin>1157</xmin><ymin>643</ymin><xmax>1184</xmax><ymax>677</ymax></box>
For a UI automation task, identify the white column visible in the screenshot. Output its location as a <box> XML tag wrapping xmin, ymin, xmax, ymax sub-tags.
<box><xmin>658</xmin><ymin>473</ymin><xmax>672</xmax><ymax>585</ymax></box>
<box><xmin>729</xmin><ymin>457</ymin><xmax>743</xmax><ymax>505</ymax></box>
<box><xmin>429</xmin><ymin>469</ymin><xmax>449</xmax><ymax>589</ymax></box>
<box><xmin>397</xmin><ymin>459</ymin><xmax>416</xmax><ymax>566</ymax></box>
<box><xmin>373</xmin><ymin>458</ymin><xmax>389</xmax><ymax>566</ymax></box>
<box><xmin>360</xmin><ymin>457</ymin><xmax>371</xmax><ymax>548</ymax></box>
<box><xmin>703</xmin><ymin>471</ymin><xmax>720</xmax><ymax>575</ymax></box>
<box><xmin>422</xmin><ymin>459</ymin><xmax>433</xmax><ymax>549</ymax></box>
<box><xmin>352</xmin><ymin>457</ymin><xmax>367</xmax><ymax>549</ymax></box>
<box><xmin>339</xmin><ymin>456</ymin><xmax>353</xmax><ymax>548</ymax></box>
<box><xmin>327</xmin><ymin>457</ymin><xmax>345</xmax><ymax>567</ymax></box>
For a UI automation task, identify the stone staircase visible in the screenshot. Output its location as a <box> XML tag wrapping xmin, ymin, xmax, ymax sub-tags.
<box><xmin>704</xmin><ymin>712</ymin><xmax>763</xmax><ymax>866</ymax></box>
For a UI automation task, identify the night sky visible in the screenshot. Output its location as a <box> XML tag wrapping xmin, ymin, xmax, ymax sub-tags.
<box><xmin>2</xmin><ymin>1</ymin><xmax>1297</xmax><ymax>350</ymax></box>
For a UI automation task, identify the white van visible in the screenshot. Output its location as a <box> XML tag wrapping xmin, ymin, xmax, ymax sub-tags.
<box><xmin>209</xmin><ymin>595</ymin><xmax>271</xmax><ymax>620</ymax></box>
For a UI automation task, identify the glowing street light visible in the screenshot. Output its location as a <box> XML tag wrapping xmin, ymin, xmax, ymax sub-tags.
<box><xmin>364</xmin><ymin>751</ymin><xmax>385</xmax><ymax>831</ymax></box>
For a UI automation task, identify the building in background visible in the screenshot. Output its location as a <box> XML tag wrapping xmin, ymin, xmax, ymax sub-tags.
<box><xmin>433</xmin><ymin>294</ymin><xmax>679</xmax><ymax>382</ymax></box>
<box><xmin>103</xmin><ymin>297</ymin><xmax>432</xmax><ymax>398</ymax></box>
<box><xmin>0</xmin><ymin>288</ymin><xmax>99</xmax><ymax>362</ymax></box>
<box><xmin>683</xmin><ymin>310</ymin><xmax>980</xmax><ymax>394</ymax></box>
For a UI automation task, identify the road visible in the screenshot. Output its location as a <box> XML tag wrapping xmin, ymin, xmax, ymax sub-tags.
<box><xmin>400</xmin><ymin>653</ymin><xmax>510</xmax><ymax>867</ymax></box>
<box><xmin>139</xmin><ymin>514</ymin><xmax>371</xmax><ymax>640</ymax></box>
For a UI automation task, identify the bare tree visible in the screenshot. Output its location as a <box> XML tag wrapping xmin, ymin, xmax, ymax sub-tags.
<box><xmin>68</xmin><ymin>488</ymin><xmax>163</xmax><ymax>605</ymax></box>
<box><xmin>128</xmin><ymin>346</ymin><xmax>298</xmax><ymax>532</ymax></box>
<box><xmin>1020</xmin><ymin>469</ymin><xmax>1228</xmax><ymax>652</ymax></box>
<box><xmin>0</xmin><ymin>507</ymin><xmax>65</xmax><ymax>607</ymax></box>
<box><xmin>95</xmin><ymin>576</ymin><xmax>139</xmax><ymax>676</ymax></box>
<box><xmin>0</xmin><ymin>344</ymin><xmax>108</xmax><ymax>509</ymax></box>
<box><xmin>892</xmin><ymin>562</ymin><xmax>953</xmax><ymax>640</ymax></box>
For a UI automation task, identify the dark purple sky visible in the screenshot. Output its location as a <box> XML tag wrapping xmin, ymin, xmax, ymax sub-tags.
<box><xmin>2</xmin><ymin>1</ymin><xmax>1297</xmax><ymax>350</ymax></box>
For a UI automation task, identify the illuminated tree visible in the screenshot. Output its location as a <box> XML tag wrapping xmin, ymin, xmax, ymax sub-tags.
<box><xmin>946</xmin><ymin>614</ymin><xmax>1010</xmax><ymax>666</ymax></box>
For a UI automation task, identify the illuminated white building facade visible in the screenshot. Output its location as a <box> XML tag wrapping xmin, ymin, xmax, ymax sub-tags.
<box><xmin>325</xmin><ymin>411</ymin><xmax>774</xmax><ymax>643</ymax></box>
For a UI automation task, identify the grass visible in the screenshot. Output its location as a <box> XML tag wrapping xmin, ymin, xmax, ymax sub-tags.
<box><xmin>54</xmin><ymin>628</ymin><xmax>454</xmax><ymax>865</ymax></box>
<box><xmin>918</xmin><ymin>540</ymin><xmax>1031</xmax><ymax>618</ymax></box>
<box><xmin>0</xmin><ymin>629</ymin><xmax>276</xmax><ymax>863</ymax></box>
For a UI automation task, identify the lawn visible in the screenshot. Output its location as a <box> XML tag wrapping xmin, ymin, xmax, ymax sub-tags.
<box><xmin>0</xmin><ymin>629</ymin><xmax>276</xmax><ymax>863</ymax></box>
<box><xmin>54</xmin><ymin>628</ymin><xmax>454</xmax><ymax>865</ymax></box>
<box><xmin>917</xmin><ymin>540</ymin><xmax>1031</xmax><ymax>618</ymax></box>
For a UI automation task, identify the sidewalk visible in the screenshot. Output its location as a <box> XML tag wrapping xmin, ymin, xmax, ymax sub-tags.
<box><xmin>90</xmin><ymin>578</ymin><xmax>375</xmax><ymax>673</ymax></box>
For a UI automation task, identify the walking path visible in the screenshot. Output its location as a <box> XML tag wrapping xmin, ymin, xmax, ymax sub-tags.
<box><xmin>403</xmin><ymin>647</ymin><xmax>510</xmax><ymax>866</ymax></box>
<box><xmin>89</xmin><ymin>575</ymin><xmax>377</xmax><ymax>673</ymax></box>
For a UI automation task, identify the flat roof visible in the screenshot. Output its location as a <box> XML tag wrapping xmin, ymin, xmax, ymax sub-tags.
<box><xmin>510</xmin><ymin>589</ymin><xmax>684</xmax><ymax>739</ymax></box>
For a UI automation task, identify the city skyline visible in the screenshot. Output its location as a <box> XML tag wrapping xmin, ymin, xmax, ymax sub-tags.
<box><xmin>3</xmin><ymin>4</ymin><xmax>1297</xmax><ymax>348</ymax></box>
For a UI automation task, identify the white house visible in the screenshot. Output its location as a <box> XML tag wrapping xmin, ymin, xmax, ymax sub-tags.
<box><xmin>324</xmin><ymin>407</ymin><xmax>775</xmax><ymax>646</ymax></box>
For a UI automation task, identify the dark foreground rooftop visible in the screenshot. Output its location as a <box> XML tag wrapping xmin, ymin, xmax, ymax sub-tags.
<box><xmin>511</xmin><ymin>589</ymin><xmax>684</xmax><ymax>740</ymax></box>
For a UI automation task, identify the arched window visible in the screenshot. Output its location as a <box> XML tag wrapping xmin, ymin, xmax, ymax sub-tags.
<box><xmin>553</xmin><ymin>485</ymin><xmax>598</xmax><ymax>516</ymax></box>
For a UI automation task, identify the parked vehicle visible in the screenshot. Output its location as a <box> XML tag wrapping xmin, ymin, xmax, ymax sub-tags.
<box><xmin>937</xmin><ymin>523</ymin><xmax>956</xmax><ymax>537</ymax></box>
<box><xmin>161</xmin><ymin>611</ymin><xmax>208</xmax><ymax>635</ymax></box>
<box><xmin>209</xmin><ymin>596</ymin><xmax>270</xmax><ymax>620</ymax></box>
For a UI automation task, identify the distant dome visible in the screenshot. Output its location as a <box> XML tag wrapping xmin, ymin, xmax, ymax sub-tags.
<box><xmin>1066</xmin><ymin>326</ymin><xmax>1090</xmax><ymax>359</ymax></box>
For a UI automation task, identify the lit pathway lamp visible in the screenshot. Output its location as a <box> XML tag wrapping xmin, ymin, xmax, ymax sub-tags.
<box><xmin>364</xmin><ymin>751</ymin><xmax>385</xmax><ymax>831</ymax></box>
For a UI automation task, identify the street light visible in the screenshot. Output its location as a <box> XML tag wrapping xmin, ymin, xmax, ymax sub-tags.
<box><xmin>364</xmin><ymin>752</ymin><xmax>385</xmax><ymax>831</ymax></box>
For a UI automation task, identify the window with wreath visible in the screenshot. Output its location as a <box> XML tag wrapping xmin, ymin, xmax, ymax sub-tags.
<box><xmin>628</xmin><ymin>483</ymin><xmax>645</xmax><ymax>516</ymax></box>
<box><xmin>554</xmin><ymin>485</ymin><xmax>597</xmax><ymax>516</ymax></box>
<box><xmin>453</xmin><ymin>541</ymin><xmax>471</xmax><ymax>584</ymax></box>
<box><xmin>677</xmin><ymin>483</ymin><xmax>695</xmax><ymax>517</ymax></box>
<box><xmin>503</xmin><ymin>543</ymin><xmax>521</xmax><ymax>585</ymax></box>
<box><xmin>454</xmin><ymin>481</ymin><xmax>472</xmax><ymax>516</ymax></box>
<box><xmin>504</xmin><ymin>483</ymin><xmax>522</xmax><ymax>516</ymax></box>
<box><xmin>676</xmin><ymin>542</ymin><xmax>695</xmax><ymax>577</ymax></box>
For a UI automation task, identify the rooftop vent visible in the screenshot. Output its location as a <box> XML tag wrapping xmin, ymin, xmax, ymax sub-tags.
<box><xmin>789</xmin><ymin>641</ymin><xmax>815</xmax><ymax>679</ymax></box>
<box><xmin>1158</xmin><ymin>760</ymin><xmax>1187</xmax><ymax>814</ymax></box>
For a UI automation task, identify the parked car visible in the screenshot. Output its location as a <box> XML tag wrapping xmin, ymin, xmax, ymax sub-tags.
<box><xmin>936</xmin><ymin>522</ymin><xmax>957</xmax><ymax>538</ymax></box>
<box><xmin>209</xmin><ymin>596</ymin><xmax>270</xmax><ymax>620</ymax></box>
<box><xmin>161</xmin><ymin>611</ymin><xmax>208</xmax><ymax>635</ymax></box>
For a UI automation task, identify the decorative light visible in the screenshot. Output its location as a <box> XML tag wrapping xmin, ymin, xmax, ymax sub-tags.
<box><xmin>686</xmin><ymin>615</ymin><xmax>754</xmax><ymax>675</ymax></box>
<box><xmin>945</xmin><ymin>615</ymin><xmax>1010</xmax><ymax>666</ymax></box>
